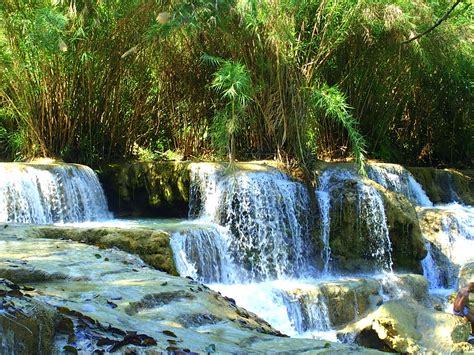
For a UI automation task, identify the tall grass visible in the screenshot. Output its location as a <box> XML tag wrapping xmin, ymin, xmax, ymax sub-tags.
<box><xmin>0</xmin><ymin>0</ymin><xmax>471</xmax><ymax>168</ymax></box>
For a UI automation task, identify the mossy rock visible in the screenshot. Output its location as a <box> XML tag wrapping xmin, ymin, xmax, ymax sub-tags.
<box><xmin>99</xmin><ymin>161</ymin><xmax>191</xmax><ymax>217</ymax></box>
<box><xmin>28</xmin><ymin>226</ymin><xmax>178</xmax><ymax>275</ymax></box>
<box><xmin>324</xmin><ymin>174</ymin><xmax>425</xmax><ymax>273</ymax></box>
<box><xmin>408</xmin><ymin>167</ymin><xmax>473</xmax><ymax>205</ymax></box>
<box><xmin>371</xmin><ymin>182</ymin><xmax>426</xmax><ymax>273</ymax></box>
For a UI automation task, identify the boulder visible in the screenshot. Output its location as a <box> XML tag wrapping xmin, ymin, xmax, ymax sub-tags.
<box><xmin>343</xmin><ymin>299</ymin><xmax>472</xmax><ymax>353</ymax></box>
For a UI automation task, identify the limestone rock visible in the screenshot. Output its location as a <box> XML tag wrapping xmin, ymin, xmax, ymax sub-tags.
<box><xmin>345</xmin><ymin>299</ymin><xmax>471</xmax><ymax>353</ymax></box>
<box><xmin>28</xmin><ymin>225</ymin><xmax>178</xmax><ymax>275</ymax></box>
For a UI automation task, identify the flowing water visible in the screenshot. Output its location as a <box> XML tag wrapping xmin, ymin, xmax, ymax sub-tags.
<box><xmin>366</xmin><ymin>163</ymin><xmax>474</xmax><ymax>292</ymax></box>
<box><xmin>2</xmin><ymin>161</ymin><xmax>473</xmax><ymax>345</ymax></box>
<box><xmin>171</xmin><ymin>163</ymin><xmax>398</xmax><ymax>339</ymax></box>
<box><xmin>0</xmin><ymin>163</ymin><xmax>111</xmax><ymax>224</ymax></box>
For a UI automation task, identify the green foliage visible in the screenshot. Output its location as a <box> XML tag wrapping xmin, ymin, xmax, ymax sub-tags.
<box><xmin>0</xmin><ymin>0</ymin><xmax>471</xmax><ymax>168</ymax></box>
<box><xmin>204</xmin><ymin>54</ymin><xmax>253</xmax><ymax>162</ymax></box>
<box><xmin>310</xmin><ymin>84</ymin><xmax>366</xmax><ymax>173</ymax></box>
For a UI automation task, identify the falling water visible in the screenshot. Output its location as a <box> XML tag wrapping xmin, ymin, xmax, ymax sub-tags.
<box><xmin>367</xmin><ymin>164</ymin><xmax>433</xmax><ymax>207</ymax></box>
<box><xmin>185</xmin><ymin>163</ymin><xmax>314</xmax><ymax>282</ymax></box>
<box><xmin>0</xmin><ymin>163</ymin><xmax>111</xmax><ymax>224</ymax></box>
<box><xmin>357</xmin><ymin>183</ymin><xmax>393</xmax><ymax>272</ymax></box>
<box><xmin>418</xmin><ymin>204</ymin><xmax>474</xmax><ymax>289</ymax></box>
<box><xmin>422</xmin><ymin>241</ymin><xmax>443</xmax><ymax>289</ymax></box>
<box><xmin>316</xmin><ymin>168</ymin><xmax>393</xmax><ymax>273</ymax></box>
<box><xmin>170</xmin><ymin>223</ymin><xmax>238</xmax><ymax>283</ymax></box>
<box><xmin>283</xmin><ymin>288</ymin><xmax>332</xmax><ymax>334</ymax></box>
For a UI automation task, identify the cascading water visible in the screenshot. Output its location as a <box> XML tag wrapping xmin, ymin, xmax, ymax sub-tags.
<box><xmin>184</xmin><ymin>163</ymin><xmax>314</xmax><ymax>282</ymax></box>
<box><xmin>171</xmin><ymin>163</ymin><xmax>397</xmax><ymax>340</ymax></box>
<box><xmin>0</xmin><ymin>163</ymin><xmax>111</xmax><ymax>224</ymax></box>
<box><xmin>367</xmin><ymin>163</ymin><xmax>433</xmax><ymax>207</ymax></box>
<box><xmin>357</xmin><ymin>183</ymin><xmax>393</xmax><ymax>272</ymax></box>
<box><xmin>422</xmin><ymin>241</ymin><xmax>443</xmax><ymax>289</ymax></box>
<box><xmin>316</xmin><ymin>168</ymin><xmax>393</xmax><ymax>273</ymax></box>
<box><xmin>169</xmin><ymin>223</ymin><xmax>238</xmax><ymax>283</ymax></box>
<box><xmin>366</xmin><ymin>163</ymin><xmax>474</xmax><ymax>291</ymax></box>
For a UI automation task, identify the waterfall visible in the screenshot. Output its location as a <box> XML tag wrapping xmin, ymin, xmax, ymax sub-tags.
<box><xmin>170</xmin><ymin>223</ymin><xmax>238</xmax><ymax>283</ymax></box>
<box><xmin>357</xmin><ymin>183</ymin><xmax>393</xmax><ymax>272</ymax></box>
<box><xmin>316</xmin><ymin>168</ymin><xmax>393</xmax><ymax>273</ymax></box>
<box><xmin>0</xmin><ymin>163</ymin><xmax>111</xmax><ymax>224</ymax></box>
<box><xmin>283</xmin><ymin>290</ymin><xmax>332</xmax><ymax>334</ymax></box>
<box><xmin>184</xmin><ymin>163</ymin><xmax>314</xmax><ymax>282</ymax></box>
<box><xmin>367</xmin><ymin>164</ymin><xmax>433</xmax><ymax>207</ymax></box>
<box><xmin>422</xmin><ymin>241</ymin><xmax>443</xmax><ymax>289</ymax></box>
<box><xmin>419</xmin><ymin>204</ymin><xmax>474</xmax><ymax>288</ymax></box>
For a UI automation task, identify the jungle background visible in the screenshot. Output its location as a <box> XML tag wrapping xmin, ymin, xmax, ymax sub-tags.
<box><xmin>0</xmin><ymin>0</ymin><xmax>472</xmax><ymax>169</ymax></box>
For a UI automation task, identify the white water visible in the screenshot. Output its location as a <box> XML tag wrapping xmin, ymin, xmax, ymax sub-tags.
<box><xmin>358</xmin><ymin>183</ymin><xmax>393</xmax><ymax>272</ymax></box>
<box><xmin>185</xmin><ymin>163</ymin><xmax>314</xmax><ymax>281</ymax></box>
<box><xmin>367</xmin><ymin>163</ymin><xmax>433</xmax><ymax>207</ymax></box>
<box><xmin>422</xmin><ymin>241</ymin><xmax>443</xmax><ymax>289</ymax></box>
<box><xmin>0</xmin><ymin>163</ymin><xmax>111</xmax><ymax>224</ymax></box>
<box><xmin>172</xmin><ymin>163</ymin><xmax>399</xmax><ymax>339</ymax></box>
<box><xmin>366</xmin><ymin>163</ymin><xmax>474</xmax><ymax>291</ymax></box>
<box><xmin>316</xmin><ymin>168</ymin><xmax>393</xmax><ymax>273</ymax></box>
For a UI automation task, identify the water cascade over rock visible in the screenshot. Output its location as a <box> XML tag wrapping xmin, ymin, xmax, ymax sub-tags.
<box><xmin>183</xmin><ymin>163</ymin><xmax>315</xmax><ymax>282</ymax></box>
<box><xmin>317</xmin><ymin>167</ymin><xmax>394</xmax><ymax>273</ymax></box>
<box><xmin>367</xmin><ymin>163</ymin><xmax>433</xmax><ymax>207</ymax></box>
<box><xmin>0</xmin><ymin>162</ymin><xmax>111</xmax><ymax>224</ymax></box>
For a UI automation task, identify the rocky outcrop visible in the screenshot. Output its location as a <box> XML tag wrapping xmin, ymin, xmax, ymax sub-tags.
<box><xmin>321</xmin><ymin>170</ymin><xmax>425</xmax><ymax>273</ymax></box>
<box><xmin>100</xmin><ymin>162</ymin><xmax>191</xmax><ymax>217</ymax></box>
<box><xmin>408</xmin><ymin>167</ymin><xmax>473</xmax><ymax>205</ymax></box>
<box><xmin>343</xmin><ymin>298</ymin><xmax>472</xmax><ymax>353</ymax></box>
<box><xmin>28</xmin><ymin>225</ymin><xmax>178</xmax><ymax>275</ymax></box>
<box><xmin>373</xmin><ymin>183</ymin><xmax>426</xmax><ymax>273</ymax></box>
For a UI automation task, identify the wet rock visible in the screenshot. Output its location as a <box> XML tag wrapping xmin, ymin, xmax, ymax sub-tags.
<box><xmin>320</xmin><ymin>169</ymin><xmax>425</xmax><ymax>273</ymax></box>
<box><xmin>125</xmin><ymin>291</ymin><xmax>195</xmax><ymax>315</ymax></box>
<box><xmin>344</xmin><ymin>298</ymin><xmax>471</xmax><ymax>353</ymax></box>
<box><xmin>99</xmin><ymin>162</ymin><xmax>191</xmax><ymax>218</ymax></box>
<box><xmin>374</xmin><ymin>184</ymin><xmax>426</xmax><ymax>273</ymax></box>
<box><xmin>28</xmin><ymin>226</ymin><xmax>177</xmax><ymax>275</ymax></box>
<box><xmin>0</xmin><ymin>291</ymin><xmax>58</xmax><ymax>354</ymax></box>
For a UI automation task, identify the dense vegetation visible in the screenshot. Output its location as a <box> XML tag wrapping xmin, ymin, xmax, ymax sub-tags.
<box><xmin>0</xmin><ymin>0</ymin><xmax>472</xmax><ymax>169</ymax></box>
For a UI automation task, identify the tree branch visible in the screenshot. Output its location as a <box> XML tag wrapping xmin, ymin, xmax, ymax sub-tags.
<box><xmin>402</xmin><ymin>0</ymin><xmax>465</xmax><ymax>44</ymax></box>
